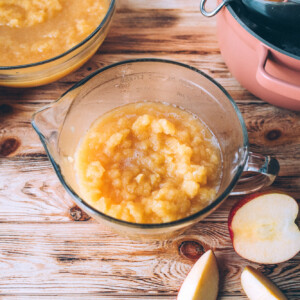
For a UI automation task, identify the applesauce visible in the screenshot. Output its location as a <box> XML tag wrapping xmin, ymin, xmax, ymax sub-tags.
<box><xmin>0</xmin><ymin>0</ymin><xmax>109</xmax><ymax>66</ymax></box>
<box><xmin>75</xmin><ymin>102</ymin><xmax>222</xmax><ymax>224</ymax></box>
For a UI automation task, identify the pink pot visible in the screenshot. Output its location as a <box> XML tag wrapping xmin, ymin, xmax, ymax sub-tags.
<box><xmin>201</xmin><ymin>0</ymin><xmax>300</xmax><ymax>111</ymax></box>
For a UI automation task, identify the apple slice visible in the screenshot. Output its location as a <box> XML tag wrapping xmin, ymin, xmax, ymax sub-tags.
<box><xmin>228</xmin><ymin>192</ymin><xmax>300</xmax><ymax>264</ymax></box>
<box><xmin>241</xmin><ymin>266</ymin><xmax>287</xmax><ymax>300</ymax></box>
<box><xmin>177</xmin><ymin>249</ymin><xmax>219</xmax><ymax>300</ymax></box>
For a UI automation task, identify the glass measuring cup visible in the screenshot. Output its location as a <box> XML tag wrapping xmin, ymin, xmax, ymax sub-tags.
<box><xmin>32</xmin><ymin>59</ymin><xmax>279</xmax><ymax>239</ymax></box>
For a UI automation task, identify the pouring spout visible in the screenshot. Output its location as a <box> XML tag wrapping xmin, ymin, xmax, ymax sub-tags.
<box><xmin>31</xmin><ymin>88</ymin><xmax>79</xmax><ymax>162</ymax></box>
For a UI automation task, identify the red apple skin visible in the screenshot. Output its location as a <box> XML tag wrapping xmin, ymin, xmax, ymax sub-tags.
<box><xmin>228</xmin><ymin>191</ymin><xmax>294</xmax><ymax>255</ymax></box>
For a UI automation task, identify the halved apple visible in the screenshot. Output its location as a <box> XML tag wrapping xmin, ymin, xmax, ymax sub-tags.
<box><xmin>228</xmin><ymin>192</ymin><xmax>300</xmax><ymax>264</ymax></box>
<box><xmin>241</xmin><ymin>266</ymin><xmax>287</xmax><ymax>300</ymax></box>
<box><xmin>177</xmin><ymin>249</ymin><xmax>219</xmax><ymax>300</ymax></box>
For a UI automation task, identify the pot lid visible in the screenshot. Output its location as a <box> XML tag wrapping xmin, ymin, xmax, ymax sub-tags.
<box><xmin>227</xmin><ymin>2</ymin><xmax>300</xmax><ymax>60</ymax></box>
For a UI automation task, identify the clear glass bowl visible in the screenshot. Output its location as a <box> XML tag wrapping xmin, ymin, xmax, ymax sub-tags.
<box><xmin>32</xmin><ymin>59</ymin><xmax>279</xmax><ymax>240</ymax></box>
<box><xmin>0</xmin><ymin>0</ymin><xmax>116</xmax><ymax>88</ymax></box>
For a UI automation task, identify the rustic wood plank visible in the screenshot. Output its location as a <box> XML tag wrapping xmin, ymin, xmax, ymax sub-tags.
<box><xmin>0</xmin><ymin>157</ymin><xmax>299</xmax><ymax>223</ymax></box>
<box><xmin>0</xmin><ymin>297</ymin><xmax>177</xmax><ymax>300</ymax></box>
<box><xmin>1</xmin><ymin>95</ymin><xmax>300</xmax><ymax>175</ymax></box>
<box><xmin>117</xmin><ymin>0</ymin><xmax>205</xmax><ymax>11</ymax></box>
<box><xmin>0</xmin><ymin>0</ymin><xmax>299</xmax><ymax>299</ymax></box>
<box><xmin>0</xmin><ymin>223</ymin><xmax>299</xmax><ymax>299</ymax></box>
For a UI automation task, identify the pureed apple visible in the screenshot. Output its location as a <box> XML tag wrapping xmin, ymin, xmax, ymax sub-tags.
<box><xmin>0</xmin><ymin>0</ymin><xmax>109</xmax><ymax>66</ymax></box>
<box><xmin>75</xmin><ymin>102</ymin><xmax>222</xmax><ymax>223</ymax></box>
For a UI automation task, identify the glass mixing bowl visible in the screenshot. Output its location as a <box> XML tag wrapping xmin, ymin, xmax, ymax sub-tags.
<box><xmin>32</xmin><ymin>59</ymin><xmax>279</xmax><ymax>240</ymax></box>
<box><xmin>0</xmin><ymin>0</ymin><xmax>116</xmax><ymax>88</ymax></box>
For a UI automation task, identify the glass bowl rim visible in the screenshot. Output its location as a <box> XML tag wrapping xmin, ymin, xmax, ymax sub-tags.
<box><xmin>0</xmin><ymin>0</ymin><xmax>116</xmax><ymax>71</ymax></box>
<box><xmin>32</xmin><ymin>58</ymin><xmax>249</xmax><ymax>229</ymax></box>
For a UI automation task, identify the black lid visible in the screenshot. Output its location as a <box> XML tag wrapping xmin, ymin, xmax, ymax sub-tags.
<box><xmin>228</xmin><ymin>2</ymin><xmax>300</xmax><ymax>59</ymax></box>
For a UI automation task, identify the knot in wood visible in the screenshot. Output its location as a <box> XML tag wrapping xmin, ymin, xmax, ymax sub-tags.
<box><xmin>0</xmin><ymin>104</ymin><xmax>13</xmax><ymax>115</ymax></box>
<box><xmin>70</xmin><ymin>206</ymin><xmax>91</xmax><ymax>221</ymax></box>
<box><xmin>265</xmin><ymin>129</ymin><xmax>281</xmax><ymax>141</ymax></box>
<box><xmin>0</xmin><ymin>138</ymin><xmax>20</xmax><ymax>157</ymax></box>
<box><xmin>179</xmin><ymin>241</ymin><xmax>204</xmax><ymax>260</ymax></box>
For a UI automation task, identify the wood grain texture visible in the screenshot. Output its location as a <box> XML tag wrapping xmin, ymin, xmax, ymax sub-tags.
<box><xmin>1</xmin><ymin>223</ymin><xmax>299</xmax><ymax>298</ymax></box>
<box><xmin>0</xmin><ymin>164</ymin><xmax>299</xmax><ymax>223</ymax></box>
<box><xmin>0</xmin><ymin>0</ymin><xmax>299</xmax><ymax>299</ymax></box>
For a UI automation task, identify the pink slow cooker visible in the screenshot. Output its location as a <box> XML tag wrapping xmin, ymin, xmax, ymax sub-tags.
<box><xmin>201</xmin><ymin>0</ymin><xmax>300</xmax><ymax>111</ymax></box>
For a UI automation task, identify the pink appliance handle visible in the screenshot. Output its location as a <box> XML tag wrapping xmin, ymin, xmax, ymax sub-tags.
<box><xmin>256</xmin><ymin>46</ymin><xmax>300</xmax><ymax>101</ymax></box>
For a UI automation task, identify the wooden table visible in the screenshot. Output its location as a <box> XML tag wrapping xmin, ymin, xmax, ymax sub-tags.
<box><xmin>0</xmin><ymin>0</ymin><xmax>299</xmax><ymax>299</ymax></box>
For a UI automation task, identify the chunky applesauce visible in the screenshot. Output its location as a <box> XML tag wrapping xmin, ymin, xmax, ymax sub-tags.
<box><xmin>0</xmin><ymin>0</ymin><xmax>109</xmax><ymax>66</ymax></box>
<box><xmin>75</xmin><ymin>102</ymin><xmax>222</xmax><ymax>223</ymax></box>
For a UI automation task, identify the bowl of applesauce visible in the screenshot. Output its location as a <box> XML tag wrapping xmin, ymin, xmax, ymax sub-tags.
<box><xmin>32</xmin><ymin>59</ymin><xmax>279</xmax><ymax>239</ymax></box>
<box><xmin>0</xmin><ymin>0</ymin><xmax>115</xmax><ymax>87</ymax></box>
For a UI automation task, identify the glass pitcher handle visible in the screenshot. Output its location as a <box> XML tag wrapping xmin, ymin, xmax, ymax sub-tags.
<box><xmin>230</xmin><ymin>152</ymin><xmax>280</xmax><ymax>196</ymax></box>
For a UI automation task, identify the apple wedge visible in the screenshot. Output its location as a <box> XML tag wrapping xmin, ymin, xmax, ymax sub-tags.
<box><xmin>228</xmin><ymin>192</ymin><xmax>300</xmax><ymax>264</ymax></box>
<box><xmin>177</xmin><ymin>249</ymin><xmax>219</xmax><ymax>300</ymax></box>
<box><xmin>241</xmin><ymin>266</ymin><xmax>287</xmax><ymax>300</ymax></box>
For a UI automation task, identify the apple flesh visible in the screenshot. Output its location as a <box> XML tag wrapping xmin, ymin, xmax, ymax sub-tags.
<box><xmin>228</xmin><ymin>192</ymin><xmax>300</xmax><ymax>264</ymax></box>
<box><xmin>241</xmin><ymin>266</ymin><xmax>287</xmax><ymax>300</ymax></box>
<box><xmin>177</xmin><ymin>249</ymin><xmax>219</xmax><ymax>300</ymax></box>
